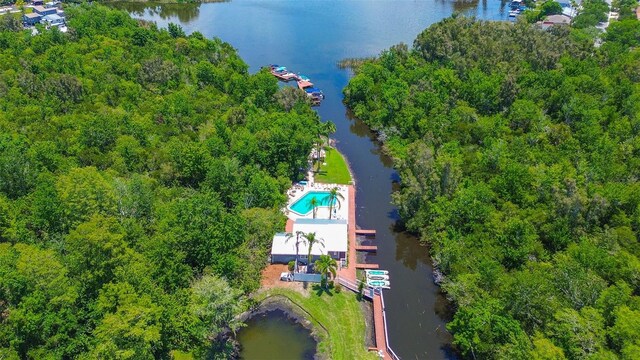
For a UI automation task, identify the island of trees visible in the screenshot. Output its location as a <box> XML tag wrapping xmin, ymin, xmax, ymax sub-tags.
<box><xmin>0</xmin><ymin>4</ymin><xmax>324</xmax><ymax>358</ymax></box>
<box><xmin>345</xmin><ymin>15</ymin><xmax>640</xmax><ymax>360</ymax></box>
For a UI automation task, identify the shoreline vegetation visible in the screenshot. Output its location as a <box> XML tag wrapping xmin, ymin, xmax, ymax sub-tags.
<box><xmin>337</xmin><ymin>56</ymin><xmax>376</xmax><ymax>70</ymax></box>
<box><xmin>253</xmin><ymin>288</ymin><xmax>377</xmax><ymax>359</ymax></box>
<box><xmin>0</xmin><ymin>4</ymin><xmax>327</xmax><ymax>358</ymax></box>
<box><xmin>344</xmin><ymin>15</ymin><xmax>640</xmax><ymax>360</ymax></box>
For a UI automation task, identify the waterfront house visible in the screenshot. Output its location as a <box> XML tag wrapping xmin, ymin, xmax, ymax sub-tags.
<box><xmin>23</xmin><ymin>12</ymin><xmax>41</xmax><ymax>26</ymax></box>
<box><xmin>42</xmin><ymin>13</ymin><xmax>64</xmax><ymax>27</ymax></box>
<box><xmin>271</xmin><ymin>218</ymin><xmax>348</xmax><ymax>264</ymax></box>
<box><xmin>33</xmin><ymin>5</ymin><xmax>56</xmax><ymax>16</ymax></box>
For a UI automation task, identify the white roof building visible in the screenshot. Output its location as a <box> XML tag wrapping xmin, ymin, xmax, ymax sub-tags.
<box><xmin>42</xmin><ymin>14</ymin><xmax>64</xmax><ymax>26</ymax></box>
<box><xmin>271</xmin><ymin>219</ymin><xmax>348</xmax><ymax>261</ymax></box>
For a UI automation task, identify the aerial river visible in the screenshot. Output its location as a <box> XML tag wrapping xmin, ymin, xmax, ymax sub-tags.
<box><xmin>115</xmin><ymin>1</ymin><xmax>508</xmax><ymax>358</ymax></box>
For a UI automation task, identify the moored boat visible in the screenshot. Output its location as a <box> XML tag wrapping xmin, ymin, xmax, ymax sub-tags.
<box><xmin>297</xmin><ymin>79</ymin><xmax>325</xmax><ymax>101</ymax></box>
<box><xmin>367</xmin><ymin>279</ymin><xmax>391</xmax><ymax>289</ymax></box>
<box><xmin>270</xmin><ymin>65</ymin><xmax>299</xmax><ymax>81</ymax></box>
<box><xmin>365</xmin><ymin>269</ymin><xmax>389</xmax><ymax>276</ymax></box>
<box><xmin>367</xmin><ymin>274</ymin><xmax>389</xmax><ymax>281</ymax></box>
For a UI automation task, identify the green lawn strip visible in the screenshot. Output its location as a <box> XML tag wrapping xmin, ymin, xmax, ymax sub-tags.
<box><xmin>255</xmin><ymin>287</ymin><xmax>376</xmax><ymax>359</ymax></box>
<box><xmin>315</xmin><ymin>148</ymin><xmax>352</xmax><ymax>185</ymax></box>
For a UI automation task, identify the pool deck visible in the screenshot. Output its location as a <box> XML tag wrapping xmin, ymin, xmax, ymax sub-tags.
<box><xmin>280</xmin><ymin>182</ymin><xmax>396</xmax><ymax>360</ymax></box>
<box><xmin>286</xmin><ymin>183</ymin><xmax>349</xmax><ymax>221</ymax></box>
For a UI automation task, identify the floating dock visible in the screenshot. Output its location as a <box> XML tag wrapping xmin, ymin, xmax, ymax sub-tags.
<box><xmin>355</xmin><ymin>245</ymin><xmax>378</xmax><ymax>252</ymax></box>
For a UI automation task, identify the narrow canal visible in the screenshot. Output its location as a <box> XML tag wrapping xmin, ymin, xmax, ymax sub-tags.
<box><xmin>116</xmin><ymin>1</ymin><xmax>508</xmax><ymax>358</ymax></box>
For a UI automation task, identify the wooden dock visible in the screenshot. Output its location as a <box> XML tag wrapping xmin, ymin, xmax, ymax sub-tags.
<box><xmin>373</xmin><ymin>290</ymin><xmax>400</xmax><ymax>360</ymax></box>
<box><xmin>355</xmin><ymin>245</ymin><xmax>378</xmax><ymax>252</ymax></box>
<box><xmin>356</xmin><ymin>229</ymin><xmax>376</xmax><ymax>236</ymax></box>
<box><xmin>373</xmin><ymin>293</ymin><xmax>391</xmax><ymax>359</ymax></box>
<box><xmin>356</xmin><ymin>263</ymin><xmax>380</xmax><ymax>269</ymax></box>
<box><xmin>337</xmin><ymin>276</ymin><xmax>398</xmax><ymax>360</ymax></box>
<box><xmin>334</xmin><ymin>185</ymin><xmax>399</xmax><ymax>360</ymax></box>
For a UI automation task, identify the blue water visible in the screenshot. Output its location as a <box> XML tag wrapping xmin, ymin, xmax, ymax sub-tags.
<box><xmin>289</xmin><ymin>191</ymin><xmax>331</xmax><ymax>215</ymax></box>
<box><xmin>114</xmin><ymin>1</ymin><xmax>511</xmax><ymax>358</ymax></box>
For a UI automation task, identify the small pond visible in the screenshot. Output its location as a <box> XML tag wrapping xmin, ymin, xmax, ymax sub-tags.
<box><xmin>237</xmin><ymin>309</ymin><xmax>317</xmax><ymax>360</ymax></box>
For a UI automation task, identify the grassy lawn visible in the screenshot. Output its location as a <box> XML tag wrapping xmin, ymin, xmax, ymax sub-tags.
<box><xmin>256</xmin><ymin>287</ymin><xmax>377</xmax><ymax>359</ymax></box>
<box><xmin>314</xmin><ymin>148</ymin><xmax>352</xmax><ymax>185</ymax></box>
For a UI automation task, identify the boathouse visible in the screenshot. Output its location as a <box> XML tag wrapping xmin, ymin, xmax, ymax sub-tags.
<box><xmin>271</xmin><ymin>218</ymin><xmax>348</xmax><ymax>264</ymax></box>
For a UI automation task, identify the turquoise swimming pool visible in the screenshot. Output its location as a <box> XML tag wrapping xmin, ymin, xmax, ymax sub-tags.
<box><xmin>289</xmin><ymin>191</ymin><xmax>332</xmax><ymax>215</ymax></box>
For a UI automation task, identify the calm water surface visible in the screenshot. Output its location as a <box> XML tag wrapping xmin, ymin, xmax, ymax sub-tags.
<box><xmin>236</xmin><ymin>309</ymin><xmax>316</xmax><ymax>360</ymax></box>
<box><xmin>115</xmin><ymin>1</ymin><xmax>507</xmax><ymax>358</ymax></box>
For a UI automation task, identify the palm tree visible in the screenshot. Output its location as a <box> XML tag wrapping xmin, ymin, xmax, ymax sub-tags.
<box><xmin>308</xmin><ymin>196</ymin><xmax>319</xmax><ymax>219</ymax></box>
<box><xmin>323</xmin><ymin>120</ymin><xmax>336</xmax><ymax>139</ymax></box>
<box><xmin>314</xmin><ymin>255</ymin><xmax>337</xmax><ymax>288</ymax></box>
<box><xmin>327</xmin><ymin>187</ymin><xmax>344</xmax><ymax>219</ymax></box>
<box><xmin>303</xmin><ymin>232</ymin><xmax>324</xmax><ymax>271</ymax></box>
<box><xmin>285</xmin><ymin>231</ymin><xmax>304</xmax><ymax>273</ymax></box>
<box><xmin>314</xmin><ymin>120</ymin><xmax>336</xmax><ymax>172</ymax></box>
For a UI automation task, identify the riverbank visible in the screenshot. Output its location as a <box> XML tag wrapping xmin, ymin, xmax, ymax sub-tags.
<box><xmin>114</xmin><ymin>2</ymin><xmax>462</xmax><ymax>356</ymax></box>
<box><xmin>253</xmin><ymin>287</ymin><xmax>377</xmax><ymax>359</ymax></box>
<box><xmin>314</xmin><ymin>147</ymin><xmax>353</xmax><ymax>185</ymax></box>
<box><xmin>252</xmin><ymin>146</ymin><xmax>379</xmax><ymax>358</ymax></box>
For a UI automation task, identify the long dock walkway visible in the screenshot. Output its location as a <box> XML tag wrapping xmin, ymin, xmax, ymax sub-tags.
<box><xmin>337</xmin><ymin>184</ymin><xmax>357</xmax><ymax>283</ymax></box>
<box><xmin>333</xmin><ymin>184</ymin><xmax>398</xmax><ymax>360</ymax></box>
<box><xmin>373</xmin><ymin>293</ymin><xmax>392</xmax><ymax>360</ymax></box>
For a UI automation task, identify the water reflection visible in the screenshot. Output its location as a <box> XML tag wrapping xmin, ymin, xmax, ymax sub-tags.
<box><xmin>110</xmin><ymin>2</ymin><xmax>202</xmax><ymax>23</ymax></box>
<box><xmin>115</xmin><ymin>1</ymin><xmax>508</xmax><ymax>358</ymax></box>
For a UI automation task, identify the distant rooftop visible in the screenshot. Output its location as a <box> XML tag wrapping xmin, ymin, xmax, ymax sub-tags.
<box><xmin>43</xmin><ymin>13</ymin><xmax>62</xmax><ymax>21</ymax></box>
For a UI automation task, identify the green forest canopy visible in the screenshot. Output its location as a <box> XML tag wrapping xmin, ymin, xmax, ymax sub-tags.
<box><xmin>344</xmin><ymin>16</ymin><xmax>640</xmax><ymax>360</ymax></box>
<box><xmin>0</xmin><ymin>4</ymin><xmax>322</xmax><ymax>359</ymax></box>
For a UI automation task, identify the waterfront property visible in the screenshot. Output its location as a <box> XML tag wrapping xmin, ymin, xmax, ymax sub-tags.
<box><xmin>271</xmin><ymin>218</ymin><xmax>347</xmax><ymax>265</ymax></box>
<box><xmin>314</xmin><ymin>148</ymin><xmax>352</xmax><ymax>185</ymax></box>
<box><xmin>254</xmin><ymin>288</ymin><xmax>378</xmax><ymax>359</ymax></box>
<box><xmin>289</xmin><ymin>191</ymin><xmax>332</xmax><ymax>216</ymax></box>
<box><xmin>286</xmin><ymin>184</ymin><xmax>349</xmax><ymax>220</ymax></box>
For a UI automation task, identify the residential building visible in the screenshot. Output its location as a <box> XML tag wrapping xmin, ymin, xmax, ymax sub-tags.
<box><xmin>271</xmin><ymin>218</ymin><xmax>348</xmax><ymax>264</ymax></box>
<box><xmin>538</xmin><ymin>14</ymin><xmax>572</xmax><ymax>30</ymax></box>
<box><xmin>42</xmin><ymin>13</ymin><xmax>64</xmax><ymax>26</ymax></box>
<box><xmin>33</xmin><ymin>5</ymin><xmax>56</xmax><ymax>16</ymax></box>
<box><xmin>22</xmin><ymin>12</ymin><xmax>41</xmax><ymax>26</ymax></box>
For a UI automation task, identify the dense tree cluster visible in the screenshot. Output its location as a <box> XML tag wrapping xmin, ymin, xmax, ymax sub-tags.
<box><xmin>0</xmin><ymin>4</ymin><xmax>320</xmax><ymax>358</ymax></box>
<box><xmin>573</xmin><ymin>0</ymin><xmax>610</xmax><ymax>28</ymax></box>
<box><xmin>345</xmin><ymin>16</ymin><xmax>640</xmax><ymax>359</ymax></box>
